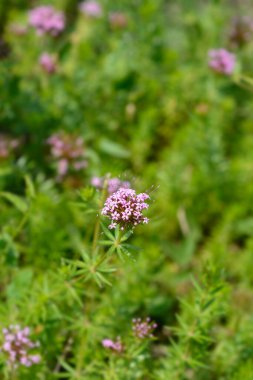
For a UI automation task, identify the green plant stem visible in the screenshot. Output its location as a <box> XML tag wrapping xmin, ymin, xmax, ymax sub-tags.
<box><xmin>76</xmin><ymin>178</ymin><xmax>111</xmax><ymax>376</ymax></box>
<box><xmin>94</xmin><ymin>252</ymin><xmax>107</xmax><ymax>269</ymax></box>
<box><xmin>0</xmin><ymin>1</ymin><xmax>12</xmax><ymax>37</ymax></box>
<box><xmin>91</xmin><ymin>216</ymin><xmax>101</xmax><ymax>255</ymax></box>
<box><xmin>8</xmin><ymin>367</ymin><xmax>17</xmax><ymax>380</ymax></box>
<box><xmin>13</xmin><ymin>212</ymin><xmax>29</xmax><ymax>240</ymax></box>
<box><xmin>91</xmin><ymin>177</ymin><xmax>109</xmax><ymax>255</ymax></box>
<box><xmin>94</xmin><ymin>229</ymin><xmax>123</xmax><ymax>270</ymax></box>
<box><xmin>76</xmin><ymin>332</ymin><xmax>86</xmax><ymax>379</ymax></box>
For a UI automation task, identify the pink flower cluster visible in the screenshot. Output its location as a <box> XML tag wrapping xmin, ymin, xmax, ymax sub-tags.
<box><xmin>47</xmin><ymin>133</ymin><xmax>87</xmax><ymax>179</ymax></box>
<box><xmin>109</xmin><ymin>12</ymin><xmax>128</xmax><ymax>29</ymax></box>
<box><xmin>1</xmin><ymin>325</ymin><xmax>40</xmax><ymax>368</ymax></box>
<box><xmin>79</xmin><ymin>1</ymin><xmax>102</xmax><ymax>18</ymax></box>
<box><xmin>102</xmin><ymin>337</ymin><xmax>123</xmax><ymax>353</ymax></box>
<box><xmin>0</xmin><ymin>134</ymin><xmax>19</xmax><ymax>160</ymax></box>
<box><xmin>39</xmin><ymin>53</ymin><xmax>57</xmax><ymax>74</ymax></box>
<box><xmin>101</xmin><ymin>317</ymin><xmax>157</xmax><ymax>354</ymax></box>
<box><xmin>208</xmin><ymin>48</ymin><xmax>235</xmax><ymax>75</ymax></box>
<box><xmin>101</xmin><ymin>188</ymin><xmax>150</xmax><ymax>230</ymax></box>
<box><xmin>91</xmin><ymin>176</ymin><xmax>130</xmax><ymax>194</ymax></box>
<box><xmin>29</xmin><ymin>6</ymin><xmax>65</xmax><ymax>36</ymax></box>
<box><xmin>132</xmin><ymin>318</ymin><xmax>157</xmax><ymax>339</ymax></box>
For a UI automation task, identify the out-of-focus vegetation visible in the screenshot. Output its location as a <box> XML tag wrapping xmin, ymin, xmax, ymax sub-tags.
<box><xmin>1</xmin><ymin>0</ymin><xmax>253</xmax><ymax>379</ymax></box>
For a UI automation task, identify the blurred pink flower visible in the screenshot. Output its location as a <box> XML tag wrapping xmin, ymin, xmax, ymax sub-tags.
<box><xmin>29</xmin><ymin>6</ymin><xmax>65</xmax><ymax>36</ymax></box>
<box><xmin>91</xmin><ymin>176</ymin><xmax>130</xmax><ymax>194</ymax></box>
<box><xmin>102</xmin><ymin>337</ymin><xmax>123</xmax><ymax>353</ymax></box>
<box><xmin>47</xmin><ymin>132</ymin><xmax>87</xmax><ymax>179</ymax></box>
<box><xmin>57</xmin><ymin>159</ymin><xmax>69</xmax><ymax>176</ymax></box>
<box><xmin>1</xmin><ymin>325</ymin><xmax>40</xmax><ymax>368</ymax></box>
<box><xmin>73</xmin><ymin>160</ymin><xmax>88</xmax><ymax>170</ymax></box>
<box><xmin>208</xmin><ymin>48</ymin><xmax>235</xmax><ymax>75</ymax></box>
<box><xmin>79</xmin><ymin>1</ymin><xmax>102</xmax><ymax>18</ymax></box>
<box><xmin>109</xmin><ymin>12</ymin><xmax>128</xmax><ymax>29</ymax></box>
<box><xmin>132</xmin><ymin>317</ymin><xmax>157</xmax><ymax>339</ymax></box>
<box><xmin>91</xmin><ymin>176</ymin><xmax>102</xmax><ymax>187</ymax></box>
<box><xmin>39</xmin><ymin>53</ymin><xmax>57</xmax><ymax>74</ymax></box>
<box><xmin>0</xmin><ymin>135</ymin><xmax>20</xmax><ymax>160</ymax></box>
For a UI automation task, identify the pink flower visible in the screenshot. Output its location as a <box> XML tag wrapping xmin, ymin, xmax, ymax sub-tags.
<box><xmin>79</xmin><ymin>1</ymin><xmax>102</xmax><ymax>18</ymax></box>
<box><xmin>57</xmin><ymin>159</ymin><xmax>69</xmax><ymax>176</ymax></box>
<box><xmin>47</xmin><ymin>132</ymin><xmax>87</xmax><ymax>179</ymax></box>
<box><xmin>91</xmin><ymin>176</ymin><xmax>130</xmax><ymax>194</ymax></box>
<box><xmin>0</xmin><ymin>134</ymin><xmax>20</xmax><ymax>160</ymax></box>
<box><xmin>101</xmin><ymin>188</ymin><xmax>150</xmax><ymax>230</ymax></box>
<box><xmin>1</xmin><ymin>325</ymin><xmax>40</xmax><ymax>368</ymax></box>
<box><xmin>132</xmin><ymin>318</ymin><xmax>157</xmax><ymax>339</ymax></box>
<box><xmin>73</xmin><ymin>160</ymin><xmax>88</xmax><ymax>170</ymax></box>
<box><xmin>29</xmin><ymin>6</ymin><xmax>65</xmax><ymax>36</ymax></box>
<box><xmin>91</xmin><ymin>176</ymin><xmax>103</xmax><ymax>188</ymax></box>
<box><xmin>102</xmin><ymin>337</ymin><xmax>123</xmax><ymax>353</ymax></box>
<box><xmin>109</xmin><ymin>12</ymin><xmax>128</xmax><ymax>29</ymax></box>
<box><xmin>39</xmin><ymin>53</ymin><xmax>57</xmax><ymax>74</ymax></box>
<box><xmin>208</xmin><ymin>49</ymin><xmax>235</xmax><ymax>75</ymax></box>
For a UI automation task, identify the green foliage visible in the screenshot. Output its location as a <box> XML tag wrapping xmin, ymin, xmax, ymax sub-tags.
<box><xmin>1</xmin><ymin>0</ymin><xmax>253</xmax><ymax>378</ymax></box>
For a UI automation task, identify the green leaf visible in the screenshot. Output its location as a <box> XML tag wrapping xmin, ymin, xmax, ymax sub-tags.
<box><xmin>98</xmin><ymin>138</ymin><xmax>130</xmax><ymax>158</ymax></box>
<box><xmin>106</xmin><ymin>245</ymin><xmax>117</xmax><ymax>255</ymax></box>
<box><xmin>58</xmin><ymin>359</ymin><xmax>76</xmax><ymax>374</ymax></box>
<box><xmin>116</xmin><ymin>247</ymin><xmax>125</xmax><ymax>261</ymax></box>
<box><xmin>0</xmin><ymin>192</ymin><xmax>28</xmax><ymax>213</ymax></box>
<box><xmin>0</xmin><ymin>167</ymin><xmax>11</xmax><ymax>177</ymax></box>
<box><xmin>100</xmin><ymin>223</ymin><xmax>115</xmax><ymax>241</ymax></box>
<box><xmin>24</xmin><ymin>175</ymin><xmax>36</xmax><ymax>198</ymax></box>
<box><xmin>121</xmin><ymin>229</ymin><xmax>133</xmax><ymax>242</ymax></box>
<box><xmin>78</xmin><ymin>187</ymin><xmax>95</xmax><ymax>202</ymax></box>
<box><xmin>96</xmin><ymin>272</ymin><xmax>112</xmax><ymax>286</ymax></box>
<box><xmin>98</xmin><ymin>240</ymin><xmax>114</xmax><ymax>246</ymax></box>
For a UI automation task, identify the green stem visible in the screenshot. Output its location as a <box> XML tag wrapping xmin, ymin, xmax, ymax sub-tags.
<box><xmin>91</xmin><ymin>216</ymin><xmax>101</xmax><ymax>255</ymax></box>
<box><xmin>13</xmin><ymin>212</ymin><xmax>29</xmax><ymax>240</ymax></box>
<box><xmin>8</xmin><ymin>367</ymin><xmax>17</xmax><ymax>380</ymax></box>
<box><xmin>94</xmin><ymin>228</ymin><xmax>124</xmax><ymax>269</ymax></box>
<box><xmin>115</xmin><ymin>229</ymin><xmax>123</xmax><ymax>246</ymax></box>
<box><xmin>76</xmin><ymin>332</ymin><xmax>86</xmax><ymax>379</ymax></box>
<box><xmin>76</xmin><ymin>177</ymin><xmax>110</xmax><ymax>376</ymax></box>
<box><xmin>91</xmin><ymin>176</ymin><xmax>109</xmax><ymax>255</ymax></box>
<box><xmin>94</xmin><ymin>252</ymin><xmax>107</xmax><ymax>270</ymax></box>
<box><xmin>0</xmin><ymin>1</ymin><xmax>12</xmax><ymax>37</ymax></box>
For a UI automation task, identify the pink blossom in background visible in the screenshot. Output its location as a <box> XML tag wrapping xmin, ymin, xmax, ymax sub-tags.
<box><xmin>73</xmin><ymin>160</ymin><xmax>88</xmax><ymax>170</ymax></box>
<box><xmin>91</xmin><ymin>176</ymin><xmax>102</xmax><ymax>188</ymax></box>
<box><xmin>47</xmin><ymin>133</ymin><xmax>87</xmax><ymax>179</ymax></box>
<box><xmin>132</xmin><ymin>317</ymin><xmax>157</xmax><ymax>339</ymax></box>
<box><xmin>57</xmin><ymin>159</ymin><xmax>69</xmax><ymax>176</ymax></box>
<box><xmin>102</xmin><ymin>337</ymin><xmax>123</xmax><ymax>353</ymax></box>
<box><xmin>29</xmin><ymin>6</ymin><xmax>65</xmax><ymax>36</ymax></box>
<box><xmin>91</xmin><ymin>176</ymin><xmax>130</xmax><ymax>194</ymax></box>
<box><xmin>101</xmin><ymin>188</ymin><xmax>150</xmax><ymax>230</ymax></box>
<box><xmin>1</xmin><ymin>325</ymin><xmax>40</xmax><ymax>368</ymax></box>
<box><xmin>79</xmin><ymin>1</ymin><xmax>102</xmax><ymax>18</ymax></box>
<box><xmin>39</xmin><ymin>53</ymin><xmax>57</xmax><ymax>74</ymax></box>
<box><xmin>208</xmin><ymin>49</ymin><xmax>235</xmax><ymax>75</ymax></box>
<box><xmin>0</xmin><ymin>134</ymin><xmax>20</xmax><ymax>159</ymax></box>
<box><xmin>109</xmin><ymin>12</ymin><xmax>128</xmax><ymax>29</ymax></box>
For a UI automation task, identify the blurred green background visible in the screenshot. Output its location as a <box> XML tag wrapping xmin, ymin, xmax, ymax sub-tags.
<box><xmin>1</xmin><ymin>0</ymin><xmax>253</xmax><ymax>379</ymax></box>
